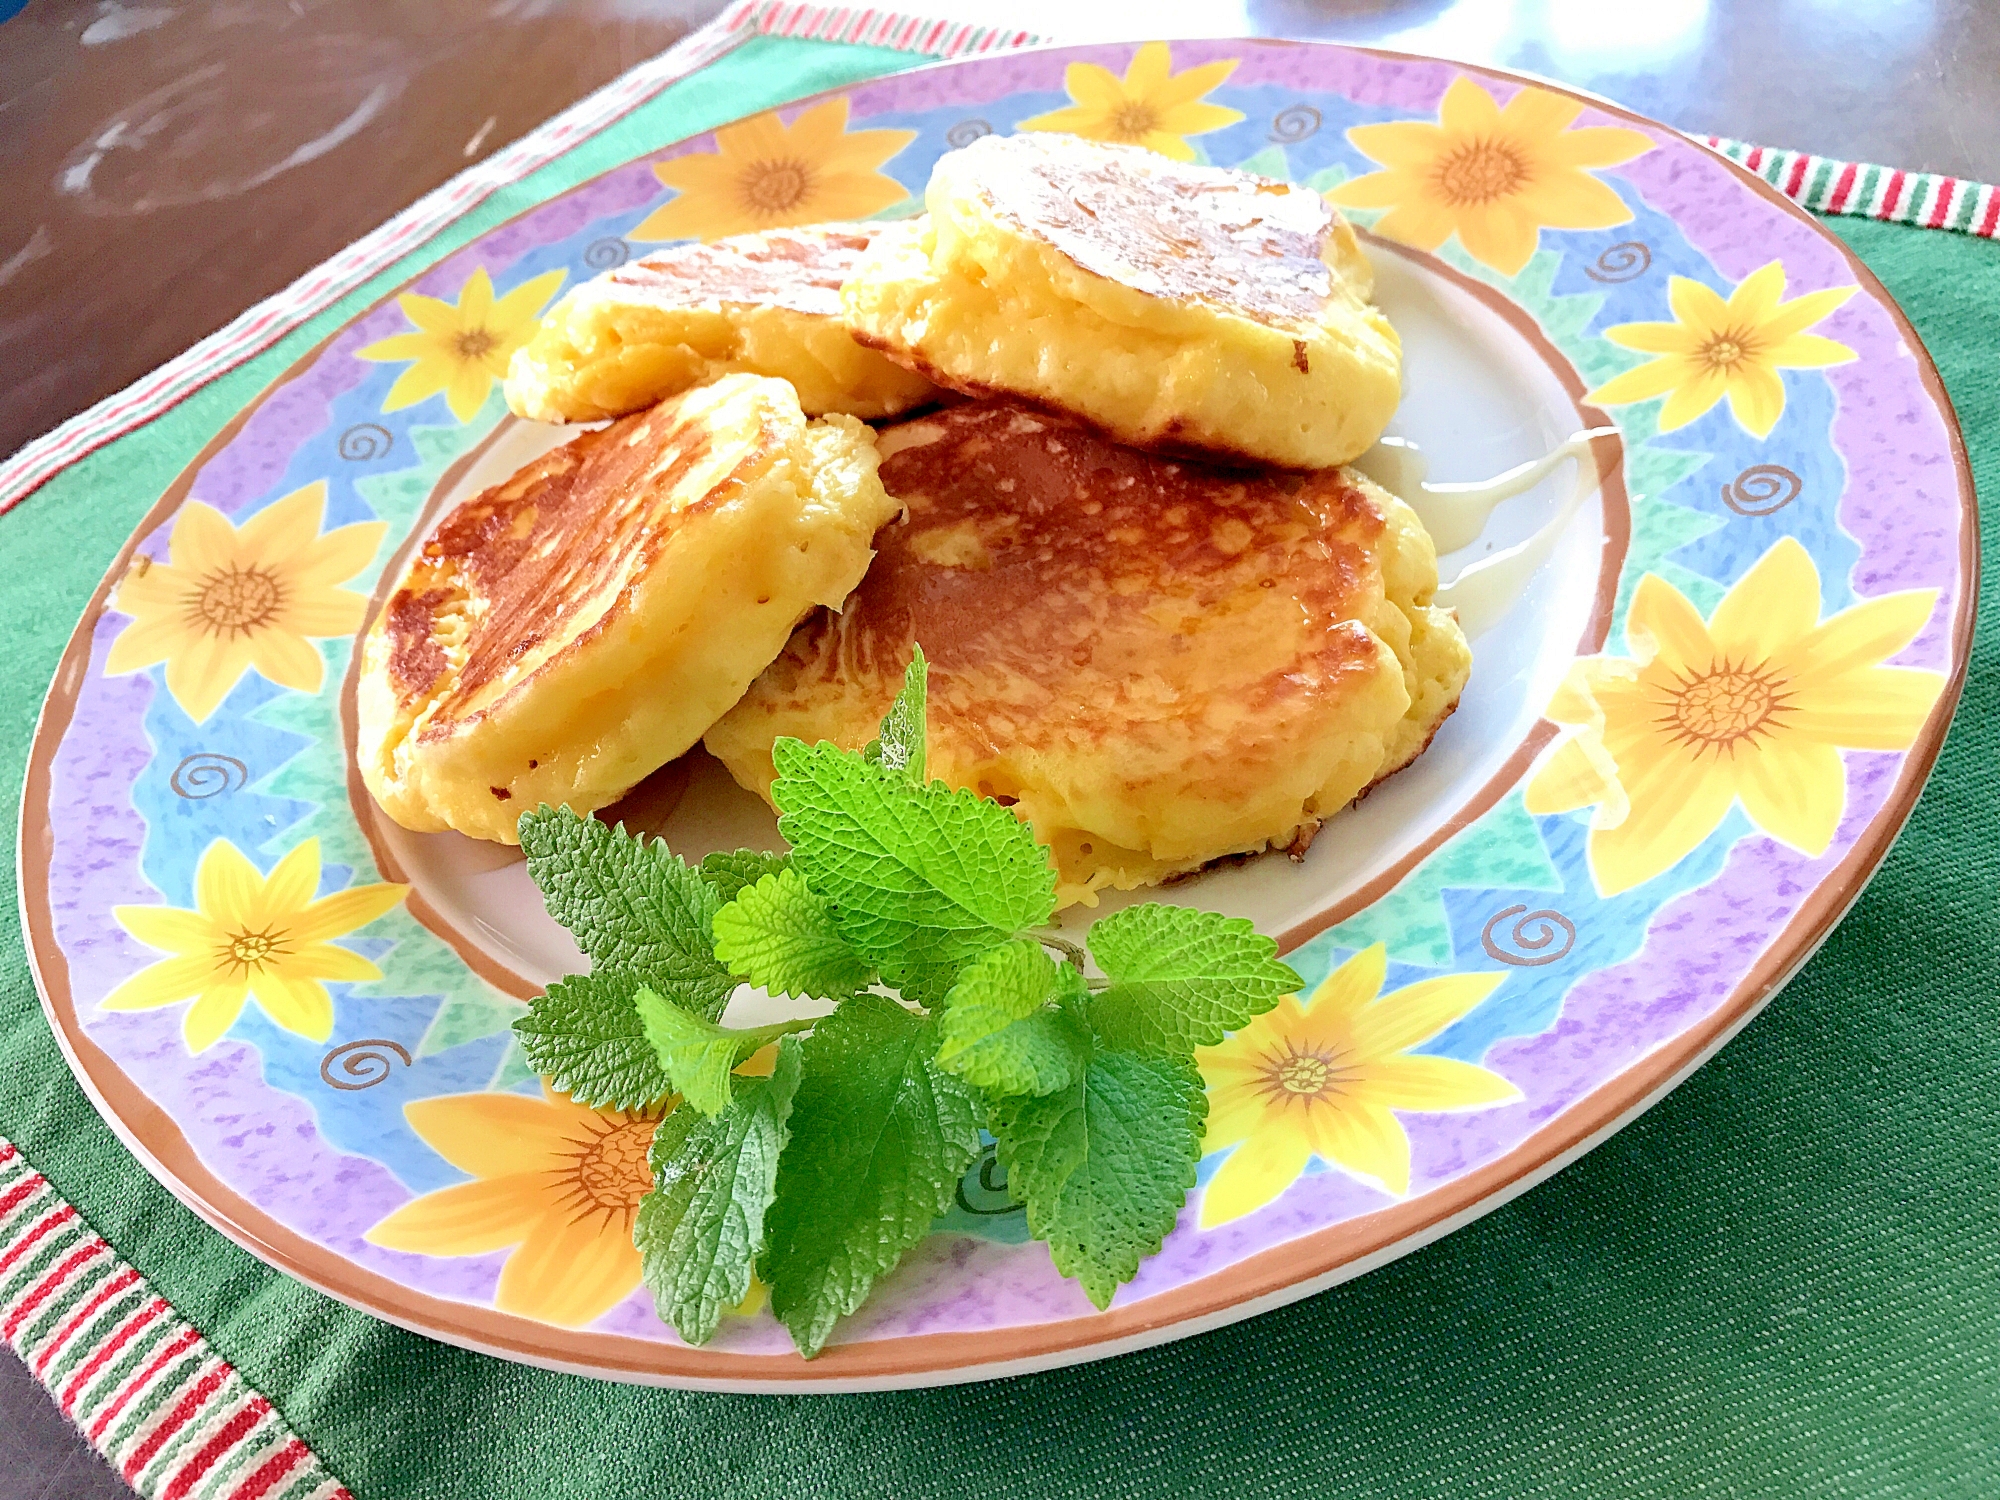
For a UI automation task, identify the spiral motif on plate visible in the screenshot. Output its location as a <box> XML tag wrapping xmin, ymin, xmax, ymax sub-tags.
<box><xmin>583</xmin><ymin>237</ymin><xmax>630</xmax><ymax>270</ymax></box>
<box><xmin>336</xmin><ymin>423</ymin><xmax>393</xmax><ymax>462</ymax></box>
<box><xmin>1583</xmin><ymin>241</ymin><xmax>1652</xmax><ymax>283</ymax></box>
<box><xmin>1720</xmin><ymin>463</ymin><xmax>1802</xmax><ymax>516</ymax></box>
<box><xmin>954</xmin><ymin>1142</ymin><xmax>1023</xmax><ymax>1216</ymax></box>
<box><xmin>168</xmin><ymin>752</ymin><xmax>248</xmax><ymax>799</ymax></box>
<box><xmin>320</xmin><ymin>1038</ymin><xmax>413</xmax><ymax>1091</ymax></box>
<box><xmin>945</xmin><ymin>118</ymin><xmax>992</xmax><ymax>149</ymax></box>
<box><xmin>1268</xmin><ymin>103</ymin><xmax>1321</xmax><ymax>144</ymax></box>
<box><xmin>1480</xmin><ymin>905</ymin><xmax>1577</xmax><ymax>967</ymax></box>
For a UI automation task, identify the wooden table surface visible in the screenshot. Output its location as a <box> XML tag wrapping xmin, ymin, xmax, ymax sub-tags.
<box><xmin>2</xmin><ymin>0</ymin><xmax>1995</xmax><ymax>1492</ymax></box>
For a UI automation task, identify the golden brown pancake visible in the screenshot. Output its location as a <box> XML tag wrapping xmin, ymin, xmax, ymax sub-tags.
<box><xmin>505</xmin><ymin>223</ymin><xmax>939</xmax><ymax>424</ymax></box>
<box><xmin>358</xmin><ymin>373</ymin><xmax>897</xmax><ymax>843</ymax></box>
<box><xmin>840</xmin><ymin>133</ymin><xmax>1402</xmax><ymax>469</ymax></box>
<box><xmin>703</xmin><ymin>400</ymin><xmax>1469</xmax><ymax>904</ymax></box>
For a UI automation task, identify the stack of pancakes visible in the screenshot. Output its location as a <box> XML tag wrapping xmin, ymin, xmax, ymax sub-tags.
<box><xmin>356</xmin><ymin>132</ymin><xmax>1470</xmax><ymax>906</ymax></box>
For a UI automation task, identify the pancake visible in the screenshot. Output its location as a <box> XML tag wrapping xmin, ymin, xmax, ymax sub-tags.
<box><xmin>505</xmin><ymin>223</ymin><xmax>940</xmax><ymax>424</ymax></box>
<box><xmin>840</xmin><ymin>133</ymin><xmax>1402</xmax><ymax>470</ymax></box>
<box><xmin>703</xmin><ymin>400</ymin><xmax>1469</xmax><ymax>905</ymax></box>
<box><xmin>357</xmin><ymin>373</ymin><xmax>897</xmax><ymax>843</ymax></box>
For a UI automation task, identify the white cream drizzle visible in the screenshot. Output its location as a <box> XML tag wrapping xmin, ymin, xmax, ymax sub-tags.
<box><xmin>1355</xmin><ymin>428</ymin><xmax>1621</xmax><ymax>639</ymax></box>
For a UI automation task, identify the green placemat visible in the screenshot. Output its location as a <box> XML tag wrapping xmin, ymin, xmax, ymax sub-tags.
<box><xmin>2</xmin><ymin>17</ymin><xmax>1996</xmax><ymax>1500</ymax></box>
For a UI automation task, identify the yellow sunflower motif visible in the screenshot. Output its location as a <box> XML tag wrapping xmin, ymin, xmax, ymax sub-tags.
<box><xmin>1018</xmin><ymin>41</ymin><xmax>1244</xmax><ymax>161</ymax></box>
<box><xmin>1586</xmin><ymin>261</ymin><xmax>1856</xmax><ymax>438</ymax></box>
<box><xmin>103</xmin><ymin>481</ymin><xmax>385</xmax><ymax>725</ymax></box>
<box><xmin>1329</xmin><ymin>76</ymin><xmax>1653</xmax><ymax>276</ymax></box>
<box><xmin>1527</xmin><ymin>538</ymin><xmax>1944</xmax><ymax>897</ymax></box>
<box><xmin>357</xmin><ymin>265</ymin><xmax>564</xmax><ymax>422</ymax></box>
<box><xmin>1195</xmin><ymin>946</ymin><xmax>1519</xmax><ymax>1226</ymax></box>
<box><xmin>104</xmin><ymin>838</ymin><xmax>407</xmax><ymax>1054</ymax></box>
<box><xmin>632</xmin><ymin>98</ymin><xmax>916</xmax><ymax>243</ymax></box>
<box><xmin>365</xmin><ymin>1087</ymin><xmax>668</xmax><ymax>1329</ymax></box>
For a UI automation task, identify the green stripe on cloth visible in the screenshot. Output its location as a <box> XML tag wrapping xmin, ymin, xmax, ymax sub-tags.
<box><xmin>36</xmin><ymin>1281</ymin><xmax>150</xmax><ymax>1390</ymax></box>
<box><xmin>1</xmin><ymin>25</ymin><xmax>1997</xmax><ymax>1500</ymax></box>
<box><xmin>19</xmin><ymin>1254</ymin><xmax>118</xmax><ymax>1352</ymax></box>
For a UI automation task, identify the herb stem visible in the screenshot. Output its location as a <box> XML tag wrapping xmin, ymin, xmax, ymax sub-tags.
<box><xmin>1031</xmin><ymin>930</ymin><xmax>1090</xmax><ymax>972</ymax></box>
<box><xmin>741</xmin><ymin>1016</ymin><xmax>819</xmax><ymax>1050</ymax></box>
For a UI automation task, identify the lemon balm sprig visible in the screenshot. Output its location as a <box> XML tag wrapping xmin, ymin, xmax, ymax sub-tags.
<box><xmin>511</xmin><ymin>646</ymin><xmax>1301</xmax><ymax>1357</ymax></box>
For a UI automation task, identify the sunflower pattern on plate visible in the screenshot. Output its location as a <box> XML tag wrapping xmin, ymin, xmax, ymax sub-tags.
<box><xmin>41</xmin><ymin>42</ymin><xmax>1964</xmax><ymax>1350</ymax></box>
<box><xmin>365</xmin><ymin>1088</ymin><xmax>668</xmax><ymax>1328</ymax></box>
<box><xmin>1526</xmin><ymin>538</ymin><xmax>1944</xmax><ymax>896</ymax></box>
<box><xmin>632</xmin><ymin>98</ymin><xmax>917</xmax><ymax>242</ymax></box>
<box><xmin>102</xmin><ymin>481</ymin><xmax>384</xmax><ymax>724</ymax></box>
<box><xmin>104</xmin><ymin>838</ymin><xmax>406</xmax><ymax>1053</ymax></box>
<box><xmin>1196</xmin><ymin>947</ymin><xmax>1519</xmax><ymax>1225</ymax></box>
<box><xmin>358</xmin><ymin>265</ymin><xmax>565</xmax><ymax>422</ymax></box>
<box><xmin>1586</xmin><ymin>261</ymin><xmax>1857</xmax><ymax>438</ymax></box>
<box><xmin>1328</xmin><ymin>77</ymin><xmax>1654</xmax><ymax>275</ymax></box>
<box><xmin>1018</xmin><ymin>41</ymin><xmax>1244</xmax><ymax>161</ymax></box>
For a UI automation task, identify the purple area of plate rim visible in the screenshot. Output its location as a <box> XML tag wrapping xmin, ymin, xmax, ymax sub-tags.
<box><xmin>150</xmin><ymin>351</ymin><xmax>364</xmax><ymax>528</ymax></box>
<box><xmin>839</xmin><ymin>38</ymin><xmax>1471</xmax><ymax>119</ymax></box>
<box><xmin>398</xmin><ymin>161</ymin><xmax>669</xmax><ymax>306</ymax></box>
<box><xmin>1823</xmin><ymin>338</ymin><xmax>1964</xmax><ymax>662</ymax></box>
<box><xmin>48</xmin><ymin>624</ymin><xmax>163</xmax><ymax>964</ymax></box>
<box><xmin>32</xmin><ymin>44</ymin><xmax>1972</xmax><ymax>1355</ymax></box>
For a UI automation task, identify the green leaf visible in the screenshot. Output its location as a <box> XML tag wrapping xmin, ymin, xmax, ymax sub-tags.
<box><xmin>862</xmin><ymin>644</ymin><xmax>927</xmax><ymax>782</ymax></box>
<box><xmin>890</xmin><ymin>960</ymin><xmax>969</xmax><ymax>1011</ymax></box>
<box><xmin>991</xmin><ymin>1042</ymin><xmax>1207</xmax><ymax>1309</ymax></box>
<box><xmin>636</xmin><ymin>1036</ymin><xmax>802</xmax><ymax>1346</ymax></box>
<box><xmin>633</xmin><ymin>986</ymin><xmax>808</xmax><ymax>1117</ymax></box>
<box><xmin>771</xmin><ymin>739</ymin><xmax>1056</xmax><ymax>985</ymax></box>
<box><xmin>759</xmin><ymin>993</ymin><xmax>982</xmax><ymax>1357</ymax></box>
<box><xmin>698</xmin><ymin>849</ymin><xmax>791</xmax><ymax>905</ymax></box>
<box><xmin>1086</xmin><ymin>903</ymin><xmax>1303</xmax><ymax>1052</ymax></box>
<box><xmin>518</xmin><ymin>805</ymin><xmax>735</xmax><ymax>1021</ymax></box>
<box><xmin>711</xmin><ymin>868</ymin><xmax>875</xmax><ymax>1001</ymax></box>
<box><xmin>935</xmin><ymin>940</ymin><xmax>1084</xmax><ymax>1097</ymax></box>
<box><xmin>512</xmin><ymin>973</ymin><xmax>671</xmax><ymax>1110</ymax></box>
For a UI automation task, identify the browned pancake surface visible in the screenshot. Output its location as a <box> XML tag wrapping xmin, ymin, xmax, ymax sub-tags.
<box><xmin>707</xmin><ymin>397</ymin><xmax>1427</xmax><ymax>900</ymax></box>
<box><xmin>848</xmin><ymin>406</ymin><xmax>1390</xmax><ymax>737</ymax></box>
<box><xmin>386</xmin><ymin>399</ymin><xmax>758</xmax><ymax>738</ymax></box>
<box><xmin>360</xmin><ymin>373</ymin><xmax>898</xmax><ymax>844</ymax></box>
<box><xmin>597</xmin><ymin>223</ymin><xmax>877</xmax><ymax>316</ymax></box>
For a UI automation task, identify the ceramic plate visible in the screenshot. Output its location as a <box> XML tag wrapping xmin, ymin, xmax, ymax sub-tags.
<box><xmin>21</xmin><ymin>40</ymin><xmax>1974</xmax><ymax>1391</ymax></box>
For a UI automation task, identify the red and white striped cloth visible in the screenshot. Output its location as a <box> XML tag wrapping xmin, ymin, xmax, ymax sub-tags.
<box><xmin>1</xmin><ymin>1141</ymin><xmax>351</xmax><ymax>1499</ymax></box>
<box><xmin>1700</xmin><ymin>136</ymin><xmax>2000</xmax><ymax>237</ymax></box>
